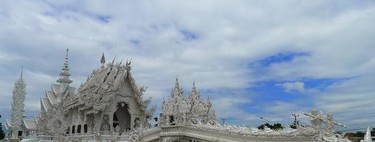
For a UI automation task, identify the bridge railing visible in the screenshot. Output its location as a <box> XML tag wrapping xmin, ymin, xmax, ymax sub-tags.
<box><xmin>153</xmin><ymin>125</ymin><xmax>315</xmax><ymax>142</ymax></box>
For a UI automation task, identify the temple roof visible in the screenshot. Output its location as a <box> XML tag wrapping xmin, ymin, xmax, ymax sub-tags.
<box><xmin>4</xmin><ymin>119</ymin><xmax>11</xmax><ymax>130</ymax></box>
<box><xmin>47</xmin><ymin>91</ymin><xmax>57</xmax><ymax>105</ymax></box>
<box><xmin>52</xmin><ymin>84</ymin><xmax>60</xmax><ymax>95</ymax></box>
<box><xmin>77</xmin><ymin>59</ymin><xmax>150</xmax><ymax>113</ymax></box>
<box><xmin>40</xmin><ymin>83</ymin><xmax>75</xmax><ymax>112</ymax></box>
<box><xmin>4</xmin><ymin>119</ymin><xmax>37</xmax><ymax>131</ymax></box>
<box><xmin>41</xmin><ymin>98</ymin><xmax>51</xmax><ymax>112</ymax></box>
<box><xmin>23</xmin><ymin>119</ymin><xmax>37</xmax><ymax>130</ymax></box>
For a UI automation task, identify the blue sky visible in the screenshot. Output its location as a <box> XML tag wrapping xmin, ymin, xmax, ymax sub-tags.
<box><xmin>1</xmin><ymin>0</ymin><xmax>375</xmax><ymax>132</ymax></box>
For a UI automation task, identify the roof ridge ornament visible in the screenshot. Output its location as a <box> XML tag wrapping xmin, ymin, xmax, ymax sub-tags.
<box><xmin>192</xmin><ymin>80</ymin><xmax>197</xmax><ymax>92</ymax></box>
<box><xmin>100</xmin><ymin>52</ymin><xmax>106</xmax><ymax>65</ymax></box>
<box><xmin>125</xmin><ymin>58</ymin><xmax>132</xmax><ymax>71</ymax></box>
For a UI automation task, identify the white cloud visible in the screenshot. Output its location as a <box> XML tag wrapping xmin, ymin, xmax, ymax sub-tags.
<box><xmin>0</xmin><ymin>0</ymin><xmax>375</xmax><ymax>129</ymax></box>
<box><xmin>277</xmin><ymin>81</ymin><xmax>305</xmax><ymax>93</ymax></box>
<box><xmin>211</xmin><ymin>96</ymin><xmax>259</xmax><ymax>125</ymax></box>
<box><xmin>316</xmin><ymin>75</ymin><xmax>375</xmax><ymax>130</ymax></box>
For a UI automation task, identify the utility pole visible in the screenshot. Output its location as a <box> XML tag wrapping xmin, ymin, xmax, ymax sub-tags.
<box><xmin>292</xmin><ymin>113</ymin><xmax>299</xmax><ymax>127</ymax></box>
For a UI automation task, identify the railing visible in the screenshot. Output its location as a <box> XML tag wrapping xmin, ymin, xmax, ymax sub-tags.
<box><xmin>36</xmin><ymin>131</ymin><xmax>130</xmax><ymax>141</ymax></box>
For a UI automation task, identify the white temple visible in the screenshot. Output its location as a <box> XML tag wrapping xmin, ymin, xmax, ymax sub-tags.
<box><xmin>3</xmin><ymin>49</ymin><xmax>355</xmax><ymax>142</ymax></box>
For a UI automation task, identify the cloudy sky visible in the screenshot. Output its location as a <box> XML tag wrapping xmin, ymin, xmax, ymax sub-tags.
<box><xmin>1</xmin><ymin>0</ymin><xmax>375</xmax><ymax>132</ymax></box>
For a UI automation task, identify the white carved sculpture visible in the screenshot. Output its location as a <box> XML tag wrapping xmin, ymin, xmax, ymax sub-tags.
<box><xmin>304</xmin><ymin>109</ymin><xmax>352</xmax><ymax>142</ymax></box>
<box><xmin>360</xmin><ymin>127</ymin><xmax>373</xmax><ymax>142</ymax></box>
<box><xmin>305</xmin><ymin>109</ymin><xmax>323</xmax><ymax>130</ymax></box>
<box><xmin>128</xmin><ymin>127</ymin><xmax>147</xmax><ymax>142</ymax></box>
<box><xmin>159</xmin><ymin>79</ymin><xmax>217</xmax><ymax>127</ymax></box>
<box><xmin>10</xmin><ymin>69</ymin><xmax>26</xmax><ymax>139</ymax></box>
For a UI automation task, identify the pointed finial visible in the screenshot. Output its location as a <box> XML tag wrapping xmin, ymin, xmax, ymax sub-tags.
<box><xmin>100</xmin><ymin>52</ymin><xmax>106</xmax><ymax>64</ymax></box>
<box><xmin>20</xmin><ymin>66</ymin><xmax>24</xmax><ymax>79</ymax></box>
<box><xmin>65</xmin><ymin>48</ymin><xmax>68</xmax><ymax>60</ymax></box>
<box><xmin>65</xmin><ymin>48</ymin><xmax>69</xmax><ymax>68</ymax></box>
<box><xmin>192</xmin><ymin>80</ymin><xmax>196</xmax><ymax>88</ymax></box>
<box><xmin>63</xmin><ymin>48</ymin><xmax>69</xmax><ymax>69</ymax></box>
<box><xmin>191</xmin><ymin>80</ymin><xmax>198</xmax><ymax>93</ymax></box>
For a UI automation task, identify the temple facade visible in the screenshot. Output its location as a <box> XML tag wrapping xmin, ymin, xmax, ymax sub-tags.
<box><xmin>35</xmin><ymin>49</ymin><xmax>154</xmax><ymax>140</ymax></box>
<box><xmin>3</xmin><ymin>49</ymin><xmax>354</xmax><ymax>142</ymax></box>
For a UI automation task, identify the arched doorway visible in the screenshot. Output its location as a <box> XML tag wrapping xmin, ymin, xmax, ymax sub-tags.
<box><xmin>113</xmin><ymin>102</ymin><xmax>131</xmax><ymax>132</ymax></box>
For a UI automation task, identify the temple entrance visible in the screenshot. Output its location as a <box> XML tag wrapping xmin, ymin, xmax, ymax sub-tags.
<box><xmin>113</xmin><ymin>102</ymin><xmax>131</xmax><ymax>132</ymax></box>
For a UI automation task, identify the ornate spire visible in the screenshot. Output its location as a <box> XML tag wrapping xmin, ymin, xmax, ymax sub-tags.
<box><xmin>171</xmin><ymin>77</ymin><xmax>182</xmax><ymax>98</ymax></box>
<box><xmin>11</xmin><ymin>68</ymin><xmax>27</xmax><ymax>138</ymax></box>
<box><xmin>57</xmin><ymin>49</ymin><xmax>72</xmax><ymax>83</ymax></box>
<box><xmin>189</xmin><ymin>80</ymin><xmax>199</xmax><ymax>100</ymax></box>
<box><xmin>56</xmin><ymin>48</ymin><xmax>73</xmax><ymax>94</ymax></box>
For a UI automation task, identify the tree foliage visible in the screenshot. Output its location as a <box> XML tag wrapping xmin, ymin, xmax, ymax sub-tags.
<box><xmin>257</xmin><ymin>123</ymin><xmax>284</xmax><ymax>130</ymax></box>
<box><xmin>353</xmin><ymin>131</ymin><xmax>365</xmax><ymax>137</ymax></box>
<box><xmin>0</xmin><ymin>114</ymin><xmax>5</xmax><ymax>140</ymax></box>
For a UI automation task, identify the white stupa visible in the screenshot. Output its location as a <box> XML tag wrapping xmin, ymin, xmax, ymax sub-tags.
<box><xmin>361</xmin><ymin>127</ymin><xmax>373</xmax><ymax>142</ymax></box>
<box><xmin>10</xmin><ymin>69</ymin><xmax>26</xmax><ymax>139</ymax></box>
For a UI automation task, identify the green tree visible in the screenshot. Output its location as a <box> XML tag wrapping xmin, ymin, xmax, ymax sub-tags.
<box><xmin>272</xmin><ymin>123</ymin><xmax>284</xmax><ymax>130</ymax></box>
<box><xmin>257</xmin><ymin>123</ymin><xmax>284</xmax><ymax>130</ymax></box>
<box><xmin>353</xmin><ymin>131</ymin><xmax>365</xmax><ymax>137</ymax></box>
<box><xmin>0</xmin><ymin>114</ymin><xmax>5</xmax><ymax>140</ymax></box>
<box><xmin>257</xmin><ymin>123</ymin><xmax>272</xmax><ymax>130</ymax></box>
